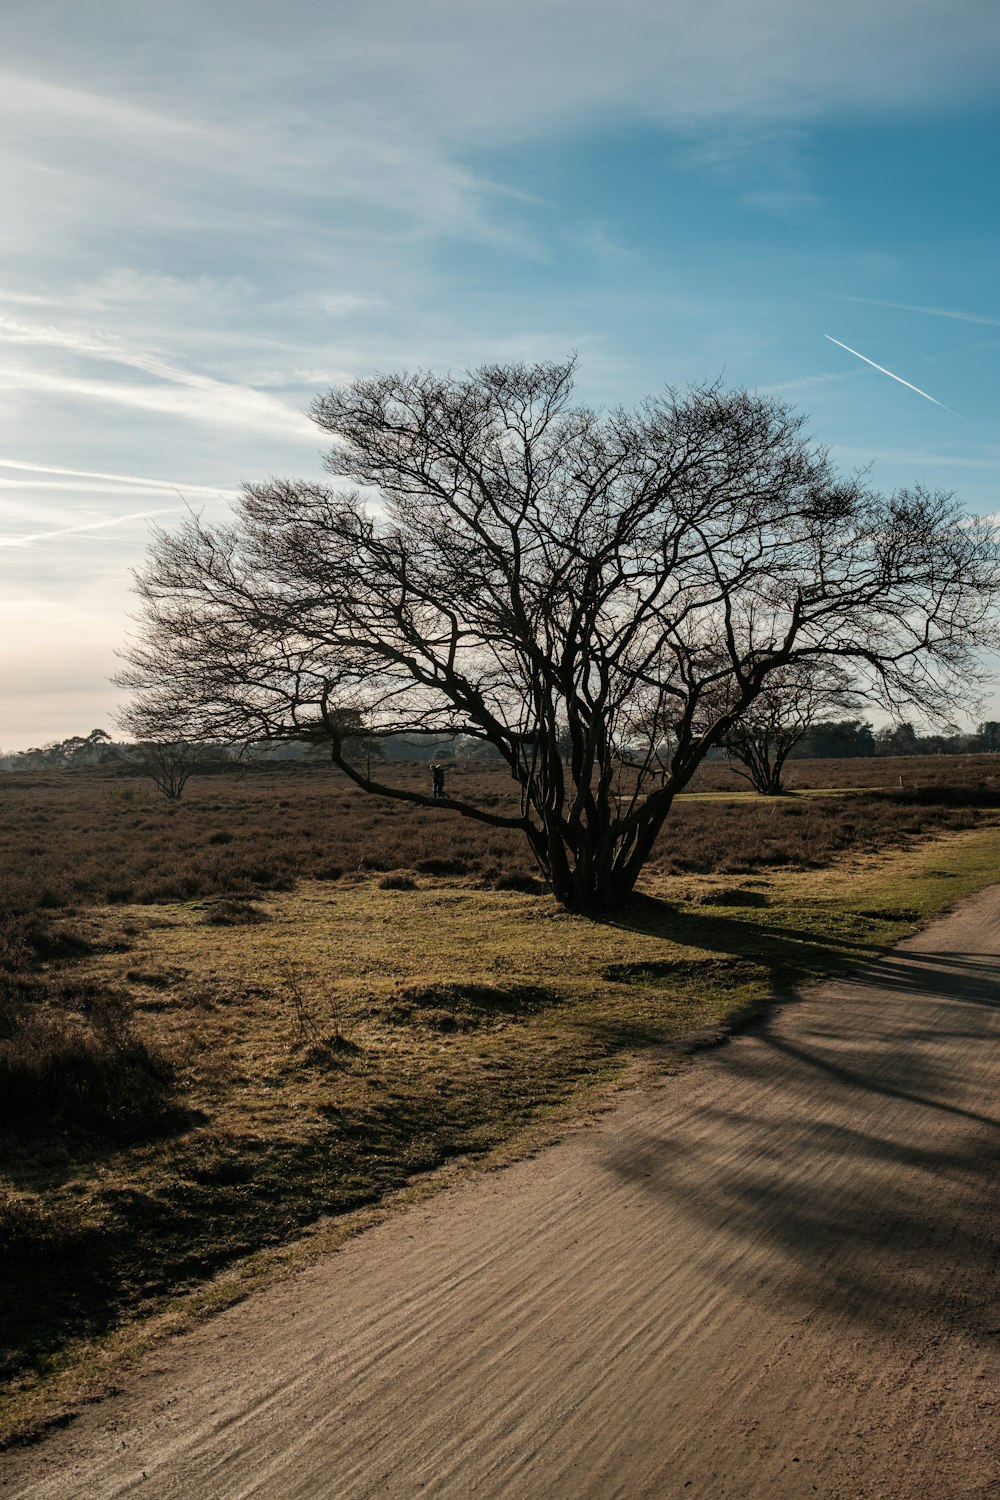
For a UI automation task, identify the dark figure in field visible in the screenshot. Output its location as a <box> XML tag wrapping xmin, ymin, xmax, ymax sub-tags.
<box><xmin>432</xmin><ymin>764</ymin><xmax>446</xmax><ymax>799</ymax></box>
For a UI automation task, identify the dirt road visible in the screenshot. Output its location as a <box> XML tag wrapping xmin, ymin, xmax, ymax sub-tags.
<box><xmin>5</xmin><ymin>888</ymin><xmax>1000</xmax><ymax>1499</ymax></box>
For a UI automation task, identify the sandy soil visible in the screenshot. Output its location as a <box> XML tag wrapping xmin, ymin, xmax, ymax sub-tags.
<box><xmin>4</xmin><ymin>887</ymin><xmax>1000</xmax><ymax>1499</ymax></box>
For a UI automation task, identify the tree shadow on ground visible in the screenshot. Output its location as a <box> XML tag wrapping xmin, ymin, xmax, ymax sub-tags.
<box><xmin>597</xmin><ymin>894</ymin><xmax>871</xmax><ymax>992</ymax></box>
<box><xmin>596</xmin><ymin>897</ymin><xmax>1000</xmax><ymax>1341</ymax></box>
<box><xmin>600</xmin><ymin>893</ymin><xmax>1000</xmax><ymax>1011</ymax></box>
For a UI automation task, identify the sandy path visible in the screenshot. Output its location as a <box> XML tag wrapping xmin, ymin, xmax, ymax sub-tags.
<box><xmin>4</xmin><ymin>887</ymin><xmax>1000</xmax><ymax>1499</ymax></box>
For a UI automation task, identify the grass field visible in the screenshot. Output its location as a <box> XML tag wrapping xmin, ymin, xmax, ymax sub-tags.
<box><xmin>2</xmin><ymin>756</ymin><xmax>1000</xmax><ymax>1444</ymax></box>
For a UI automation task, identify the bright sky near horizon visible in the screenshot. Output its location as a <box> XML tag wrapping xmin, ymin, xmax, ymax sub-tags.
<box><xmin>2</xmin><ymin>0</ymin><xmax>999</xmax><ymax>749</ymax></box>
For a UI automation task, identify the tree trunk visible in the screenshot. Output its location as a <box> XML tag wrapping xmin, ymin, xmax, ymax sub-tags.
<box><xmin>757</xmin><ymin>769</ymin><xmax>786</xmax><ymax>795</ymax></box>
<box><xmin>537</xmin><ymin>820</ymin><xmax>647</xmax><ymax>913</ymax></box>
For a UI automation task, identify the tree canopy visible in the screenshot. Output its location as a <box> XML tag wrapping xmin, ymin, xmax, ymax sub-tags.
<box><xmin>119</xmin><ymin>359</ymin><xmax>999</xmax><ymax>910</ymax></box>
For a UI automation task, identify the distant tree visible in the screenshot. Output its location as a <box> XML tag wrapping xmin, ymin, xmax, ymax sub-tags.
<box><xmin>454</xmin><ymin>734</ymin><xmax>504</xmax><ymax>763</ymax></box>
<box><xmin>118</xmin><ymin>359</ymin><xmax>999</xmax><ymax>912</ymax></box>
<box><xmin>793</xmin><ymin>718</ymin><xmax>876</xmax><ymax>759</ymax></box>
<box><xmin>721</xmin><ymin>663</ymin><xmax>860</xmax><ymax>794</ymax></box>
<box><xmin>61</xmin><ymin>728</ymin><xmax>117</xmax><ymax>766</ymax></box>
<box><xmin>128</xmin><ymin>741</ymin><xmax>197</xmax><ymax>800</ymax></box>
<box><xmin>344</xmin><ymin>728</ymin><xmax>386</xmax><ymax>779</ymax></box>
<box><xmin>918</xmin><ymin>729</ymin><xmax>977</xmax><ymax>755</ymax></box>
<box><xmin>979</xmin><ymin>720</ymin><xmax>1000</xmax><ymax>753</ymax></box>
<box><xmin>875</xmin><ymin>722</ymin><xmax>920</xmax><ymax>757</ymax></box>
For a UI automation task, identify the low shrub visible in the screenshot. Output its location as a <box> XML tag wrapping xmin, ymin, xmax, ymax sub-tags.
<box><xmin>690</xmin><ymin>887</ymin><xmax>770</xmax><ymax>907</ymax></box>
<box><xmin>379</xmin><ymin>980</ymin><xmax>556</xmax><ymax>1029</ymax></box>
<box><xmin>0</xmin><ymin>989</ymin><xmax>177</xmax><ymax>1139</ymax></box>
<box><xmin>490</xmin><ymin>873</ymin><xmax>548</xmax><ymax>893</ymax></box>
<box><xmin>414</xmin><ymin>856</ymin><xmax>470</xmax><ymax>876</ymax></box>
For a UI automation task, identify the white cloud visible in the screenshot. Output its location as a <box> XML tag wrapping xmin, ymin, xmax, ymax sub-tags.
<box><xmin>0</xmin><ymin>70</ymin><xmax>211</xmax><ymax>142</ymax></box>
<box><xmin>79</xmin><ymin>268</ymin><xmax>260</xmax><ymax>313</ymax></box>
<box><xmin>2</xmin><ymin>367</ymin><xmax>314</xmax><ymax>436</ymax></box>
<box><xmin>3</xmin><ymin>1</ymin><xmax>999</xmax><ymax>270</ymax></box>
<box><xmin>832</xmin><ymin>446</ymin><xmax>1000</xmax><ymax>471</ymax></box>
<box><xmin>315</xmin><ymin>293</ymin><xmax>382</xmax><ymax>316</ymax></box>
<box><xmin>759</xmin><ymin>373</ymin><xmax>848</xmax><ymax>394</ymax></box>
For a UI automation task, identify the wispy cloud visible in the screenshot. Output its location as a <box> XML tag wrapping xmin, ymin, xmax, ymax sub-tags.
<box><xmin>824</xmin><ymin>335</ymin><xmax>957</xmax><ymax>413</ymax></box>
<box><xmin>826</xmin><ymin>293</ymin><xmax>1000</xmax><ymax>327</ymax></box>
<box><xmin>1</xmin><ymin>367</ymin><xmax>314</xmax><ymax>435</ymax></box>
<box><xmin>832</xmin><ymin>445</ymin><xmax>1000</xmax><ymax>471</ymax></box>
<box><xmin>0</xmin><ymin>70</ymin><xmax>213</xmax><ymax>144</ymax></box>
<box><xmin>759</xmin><ymin>372</ymin><xmax>847</xmax><ymax>394</ymax></box>
<box><xmin>0</xmin><ymin>315</ymin><xmax>315</xmax><ymax>436</ymax></box>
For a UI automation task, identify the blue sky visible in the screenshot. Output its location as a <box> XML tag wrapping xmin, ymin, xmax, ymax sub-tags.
<box><xmin>2</xmin><ymin>0</ymin><xmax>999</xmax><ymax>747</ymax></box>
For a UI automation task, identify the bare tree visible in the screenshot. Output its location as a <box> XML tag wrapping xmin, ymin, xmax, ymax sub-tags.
<box><xmin>117</xmin><ymin>359</ymin><xmax>999</xmax><ymax>911</ymax></box>
<box><xmin>721</xmin><ymin>662</ymin><xmax>861</xmax><ymax>795</ymax></box>
<box><xmin>127</xmin><ymin>740</ymin><xmax>233</xmax><ymax>800</ymax></box>
<box><xmin>128</xmin><ymin>741</ymin><xmax>198</xmax><ymax>800</ymax></box>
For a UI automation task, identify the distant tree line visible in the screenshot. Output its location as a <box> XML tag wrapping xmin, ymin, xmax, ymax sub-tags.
<box><xmin>0</xmin><ymin>728</ymin><xmax>503</xmax><ymax>783</ymax></box>
<box><xmin>789</xmin><ymin>719</ymin><xmax>1000</xmax><ymax>760</ymax></box>
<box><xmin>2</xmin><ymin>717</ymin><xmax>998</xmax><ymax>784</ymax></box>
<box><xmin>0</xmin><ymin>728</ymin><xmax>121</xmax><ymax>771</ymax></box>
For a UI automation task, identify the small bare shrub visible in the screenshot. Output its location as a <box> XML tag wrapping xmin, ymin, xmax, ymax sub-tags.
<box><xmin>281</xmin><ymin>960</ymin><xmax>356</xmax><ymax>1059</ymax></box>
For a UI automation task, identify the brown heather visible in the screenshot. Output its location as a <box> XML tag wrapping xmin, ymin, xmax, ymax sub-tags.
<box><xmin>1</xmin><ymin>753</ymin><xmax>998</xmax><ymax>912</ymax></box>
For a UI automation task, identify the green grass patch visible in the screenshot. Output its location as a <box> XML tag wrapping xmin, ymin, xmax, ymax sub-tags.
<box><xmin>675</xmin><ymin>785</ymin><xmax>867</xmax><ymax>801</ymax></box>
<box><xmin>2</xmin><ymin>820</ymin><xmax>999</xmax><ymax>1445</ymax></box>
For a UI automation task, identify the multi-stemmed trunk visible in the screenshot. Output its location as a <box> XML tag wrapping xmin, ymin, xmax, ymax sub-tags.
<box><xmin>524</xmin><ymin>784</ymin><xmax>676</xmax><ymax>913</ymax></box>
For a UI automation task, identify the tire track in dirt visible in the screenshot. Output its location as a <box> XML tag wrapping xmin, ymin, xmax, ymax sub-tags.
<box><xmin>4</xmin><ymin>888</ymin><xmax>999</xmax><ymax>1498</ymax></box>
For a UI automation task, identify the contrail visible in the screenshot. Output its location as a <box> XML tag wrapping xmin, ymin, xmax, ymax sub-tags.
<box><xmin>0</xmin><ymin>458</ymin><xmax>239</xmax><ymax>499</ymax></box>
<box><xmin>824</xmin><ymin>335</ymin><xmax>957</xmax><ymax>413</ymax></box>
<box><xmin>0</xmin><ymin>507</ymin><xmax>181</xmax><ymax>549</ymax></box>
<box><xmin>826</xmin><ymin>294</ymin><xmax>1000</xmax><ymax>328</ymax></box>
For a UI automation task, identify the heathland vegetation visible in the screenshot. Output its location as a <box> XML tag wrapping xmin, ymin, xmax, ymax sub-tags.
<box><xmin>2</xmin><ymin>753</ymin><xmax>1000</xmax><ymax>1443</ymax></box>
